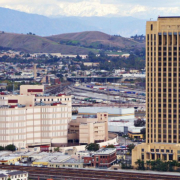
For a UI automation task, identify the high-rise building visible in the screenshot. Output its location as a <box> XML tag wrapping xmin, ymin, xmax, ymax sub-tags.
<box><xmin>132</xmin><ymin>17</ymin><xmax>180</xmax><ymax>166</ymax></box>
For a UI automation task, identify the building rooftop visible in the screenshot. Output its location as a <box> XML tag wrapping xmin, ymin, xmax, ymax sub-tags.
<box><xmin>94</xmin><ymin>148</ymin><xmax>116</xmax><ymax>155</ymax></box>
<box><xmin>7</xmin><ymin>171</ymin><xmax>27</xmax><ymax>176</ymax></box>
<box><xmin>33</xmin><ymin>154</ymin><xmax>70</xmax><ymax>163</ymax></box>
<box><xmin>0</xmin><ymin>173</ymin><xmax>6</xmax><ymax>178</ymax></box>
<box><xmin>64</xmin><ymin>158</ymin><xmax>83</xmax><ymax>163</ymax></box>
<box><xmin>0</xmin><ymin>151</ymin><xmax>11</xmax><ymax>157</ymax></box>
<box><xmin>158</xmin><ymin>16</ymin><xmax>180</xmax><ymax>19</ymax></box>
<box><xmin>82</xmin><ymin>115</ymin><xmax>97</xmax><ymax>118</ymax></box>
<box><xmin>0</xmin><ymin>170</ymin><xmax>27</xmax><ymax>177</ymax></box>
<box><xmin>78</xmin><ymin>107</ymin><xmax>134</xmax><ymax>115</ymax></box>
<box><xmin>0</xmin><ymin>102</ymin><xmax>67</xmax><ymax>109</ymax></box>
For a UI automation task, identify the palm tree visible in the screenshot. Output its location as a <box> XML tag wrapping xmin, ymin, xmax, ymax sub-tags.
<box><xmin>135</xmin><ymin>159</ymin><xmax>144</xmax><ymax>170</ymax></box>
<box><xmin>146</xmin><ymin>160</ymin><xmax>151</xmax><ymax>170</ymax></box>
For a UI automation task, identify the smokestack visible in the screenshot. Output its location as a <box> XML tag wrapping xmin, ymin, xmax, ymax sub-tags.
<box><xmin>34</xmin><ymin>64</ymin><xmax>37</xmax><ymax>79</ymax></box>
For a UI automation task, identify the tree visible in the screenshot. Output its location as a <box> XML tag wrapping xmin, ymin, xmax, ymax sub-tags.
<box><xmin>140</xmin><ymin>128</ymin><xmax>146</xmax><ymax>139</ymax></box>
<box><xmin>127</xmin><ymin>144</ymin><xmax>135</xmax><ymax>154</ymax></box>
<box><xmin>135</xmin><ymin>159</ymin><xmax>145</xmax><ymax>170</ymax></box>
<box><xmin>146</xmin><ymin>160</ymin><xmax>151</xmax><ymax>170</ymax></box>
<box><xmin>5</xmin><ymin>144</ymin><xmax>16</xmax><ymax>151</ymax></box>
<box><xmin>88</xmin><ymin>52</ymin><xmax>96</xmax><ymax>62</ymax></box>
<box><xmin>85</xmin><ymin>143</ymin><xmax>100</xmax><ymax>151</ymax></box>
<box><xmin>15</xmin><ymin>72</ymin><xmax>21</xmax><ymax>76</ymax></box>
<box><xmin>76</xmin><ymin>54</ymin><xmax>82</xmax><ymax>61</ymax></box>
<box><xmin>134</xmin><ymin>118</ymin><xmax>145</xmax><ymax>127</ymax></box>
<box><xmin>106</xmin><ymin>144</ymin><xmax>115</xmax><ymax>148</ymax></box>
<box><xmin>54</xmin><ymin>147</ymin><xmax>60</xmax><ymax>152</ymax></box>
<box><xmin>0</xmin><ymin>146</ymin><xmax>4</xmax><ymax>151</ymax></box>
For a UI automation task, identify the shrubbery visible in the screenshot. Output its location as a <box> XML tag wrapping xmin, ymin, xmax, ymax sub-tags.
<box><xmin>0</xmin><ymin>144</ymin><xmax>16</xmax><ymax>151</ymax></box>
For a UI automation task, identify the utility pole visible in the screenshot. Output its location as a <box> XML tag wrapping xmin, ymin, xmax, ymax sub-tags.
<box><xmin>106</xmin><ymin>78</ymin><xmax>109</xmax><ymax>102</ymax></box>
<box><xmin>13</xmin><ymin>80</ymin><xmax>14</xmax><ymax>95</ymax></box>
<box><xmin>119</xmin><ymin>83</ymin><xmax>121</xmax><ymax>109</ymax></box>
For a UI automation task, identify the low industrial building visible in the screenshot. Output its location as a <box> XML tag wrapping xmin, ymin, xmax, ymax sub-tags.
<box><xmin>77</xmin><ymin>107</ymin><xmax>134</xmax><ymax>117</ymax></box>
<box><xmin>128</xmin><ymin>127</ymin><xmax>144</xmax><ymax>139</ymax></box>
<box><xmin>0</xmin><ymin>154</ymin><xmax>21</xmax><ymax>165</ymax></box>
<box><xmin>32</xmin><ymin>153</ymin><xmax>70</xmax><ymax>167</ymax></box>
<box><xmin>108</xmin><ymin>118</ymin><xmax>145</xmax><ymax>139</ymax></box>
<box><xmin>48</xmin><ymin>158</ymin><xmax>84</xmax><ymax>169</ymax></box>
<box><xmin>0</xmin><ymin>83</ymin><xmax>7</xmax><ymax>90</ymax></box>
<box><xmin>0</xmin><ymin>170</ymin><xmax>28</xmax><ymax>180</ymax></box>
<box><xmin>30</xmin><ymin>152</ymin><xmax>84</xmax><ymax>168</ymax></box>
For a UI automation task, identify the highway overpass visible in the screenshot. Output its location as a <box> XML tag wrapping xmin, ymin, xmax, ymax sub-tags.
<box><xmin>67</xmin><ymin>76</ymin><xmax>122</xmax><ymax>83</ymax></box>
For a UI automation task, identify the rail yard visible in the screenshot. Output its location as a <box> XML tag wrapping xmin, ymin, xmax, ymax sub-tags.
<box><xmin>67</xmin><ymin>82</ymin><xmax>146</xmax><ymax>109</ymax></box>
<box><xmin>0</xmin><ymin>165</ymin><xmax>180</xmax><ymax>180</ymax></box>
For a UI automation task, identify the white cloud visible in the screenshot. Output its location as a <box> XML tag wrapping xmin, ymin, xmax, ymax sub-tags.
<box><xmin>0</xmin><ymin>0</ymin><xmax>180</xmax><ymax>18</ymax></box>
<box><xmin>0</xmin><ymin>0</ymin><xmax>119</xmax><ymax>17</ymax></box>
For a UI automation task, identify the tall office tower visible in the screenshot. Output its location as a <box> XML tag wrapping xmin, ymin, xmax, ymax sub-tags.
<box><xmin>132</xmin><ymin>17</ymin><xmax>180</xmax><ymax>166</ymax></box>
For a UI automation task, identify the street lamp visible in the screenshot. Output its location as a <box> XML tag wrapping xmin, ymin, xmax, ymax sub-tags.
<box><xmin>125</xmin><ymin>137</ymin><xmax>128</xmax><ymax>146</ymax></box>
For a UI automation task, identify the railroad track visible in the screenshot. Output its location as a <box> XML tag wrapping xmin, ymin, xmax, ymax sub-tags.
<box><xmin>72</xmin><ymin>86</ymin><xmax>146</xmax><ymax>100</ymax></box>
<box><xmin>45</xmin><ymin>82</ymin><xmax>71</xmax><ymax>94</ymax></box>
<box><xmin>0</xmin><ymin>165</ymin><xmax>180</xmax><ymax>180</ymax></box>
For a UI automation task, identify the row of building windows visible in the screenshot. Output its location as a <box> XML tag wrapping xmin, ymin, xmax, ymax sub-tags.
<box><xmin>157</xmin><ymin>52</ymin><xmax>180</xmax><ymax>56</ymax></box>
<box><xmin>147</xmin><ymin>57</ymin><xmax>180</xmax><ymax>63</ymax></box>
<box><xmin>158</xmin><ymin>46</ymin><xmax>180</xmax><ymax>51</ymax></box>
<box><xmin>147</xmin><ymin>34</ymin><xmax>156</xmax><ymax>40</ymax></box>
<box><xmin>147</xmin><ymin>74</ymin><xmax>180</xmax><ymax>78</ymax></box>
<box><xmin>149</xmin><ymin>149</ymin><xmax>173</xmax><ymax>153</ymax></box>
<box><xmin>35</xmin><ymin>98</ymin><xmax>70</xmax><ymax>102</ymax></box>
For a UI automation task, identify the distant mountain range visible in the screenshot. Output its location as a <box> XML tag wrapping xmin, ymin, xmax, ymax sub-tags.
<box><xmin>0</xmin><ymin>31</ymin><xmax>144</xmax><ymax>54</ymax></box>
<box><xmin>0</xmin><ymin>7</ymin><xmax>146</xmax><ymax>37</ymax></box>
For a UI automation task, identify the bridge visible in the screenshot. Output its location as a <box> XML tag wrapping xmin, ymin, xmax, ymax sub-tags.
<box><xmin>67</xmin><ymin>76</ymin><xmax>122</xmax><ymax>83</ymax></box>
<box><xmin>6</xmin><ymin>78</ymin><xmax>34</xmax><ymax>81</ymax></box>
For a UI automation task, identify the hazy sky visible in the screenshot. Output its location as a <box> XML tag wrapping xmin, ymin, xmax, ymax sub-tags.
<box><xmin>0</xmin><ymin>0</ymin><xmax>180</xmax><ymax>18</ymax></box>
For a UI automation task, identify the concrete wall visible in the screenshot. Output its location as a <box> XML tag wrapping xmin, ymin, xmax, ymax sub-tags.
<box><xmin>20</xmin><ymin>85</ymin><xmax>44</xmax><ymax>95</ymax></box>
<box><xmin>60</xmin><ymin>134</ymin><xmax>118</xmax><ymax>153</ymax></box>
<box><xmin>0</xmin><ymin>95</ymin><xmax>35</xmax><ymax>106</ymax></box>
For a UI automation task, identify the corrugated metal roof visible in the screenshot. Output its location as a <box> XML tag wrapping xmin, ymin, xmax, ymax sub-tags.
<box><xmin>78</xmin><ymin>107</ymin><xmax>134</xmax><ymax>115</ymax></box>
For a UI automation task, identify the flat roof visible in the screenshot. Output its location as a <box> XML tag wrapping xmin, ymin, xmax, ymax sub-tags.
<box><xmin>158</xmin><ymin>16</ymin><xmax>180</xmax><ymax>19</ymax></box>
<box><xmin>95</xmin><ymin>148</ymin><xmax>116</xmax><ymax>155</ymax></box>
<box><xmin>34</xmin><ymin>154</ymin><xmax>70</xmax><ymax>163</ymax></box>
<box><xmin>0</xmin><ymin>170</ymin><xmax>27</xmax><ymax>177</ymax></box>
<box><xmin>64</xmin><ymin>158</ymin><xmax>83</xmax><ymax>163</ymax></box>
<box><xmin>0</xmin><ymin>151</ymin><xmax>11</xmax><ymax>156</ymax></box>
<box><xmin>7</xmin><ymin>171</ymin><xmax>27</xmax><ymax>175</ymax></box>
<box><xmin>78</xmin><ymin>107</ymin><xmax>134</xmax><ymax>115</ymax></box>
<box><xmin>0</xmin><ymin>174</ymin><xmax>6</xmax><ymax>178</ymax></box>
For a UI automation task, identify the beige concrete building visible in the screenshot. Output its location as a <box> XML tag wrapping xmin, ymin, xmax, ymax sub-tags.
<box><xmin>0</xmin><ymin>85</ymin><xmax>72</xmax><ymax>149</ymax></box>
<box><xmin>0</xmin><ymin>94</ymin><xmax>72</xmax><ymax>110</ymax></box>
<box><xmin>68</xmin><ymin>113</ymin><xmax>108</xmax><ymax>145</ymax></box>
<box><xmin>20</xmin><ymin>85</ymin><xmax>44</xmax><ymax>95</ymax></box>
<box><xmin>132</xmin><ymin>17</ymin><xmax>180</xmax><ymax>166</ymax></box>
